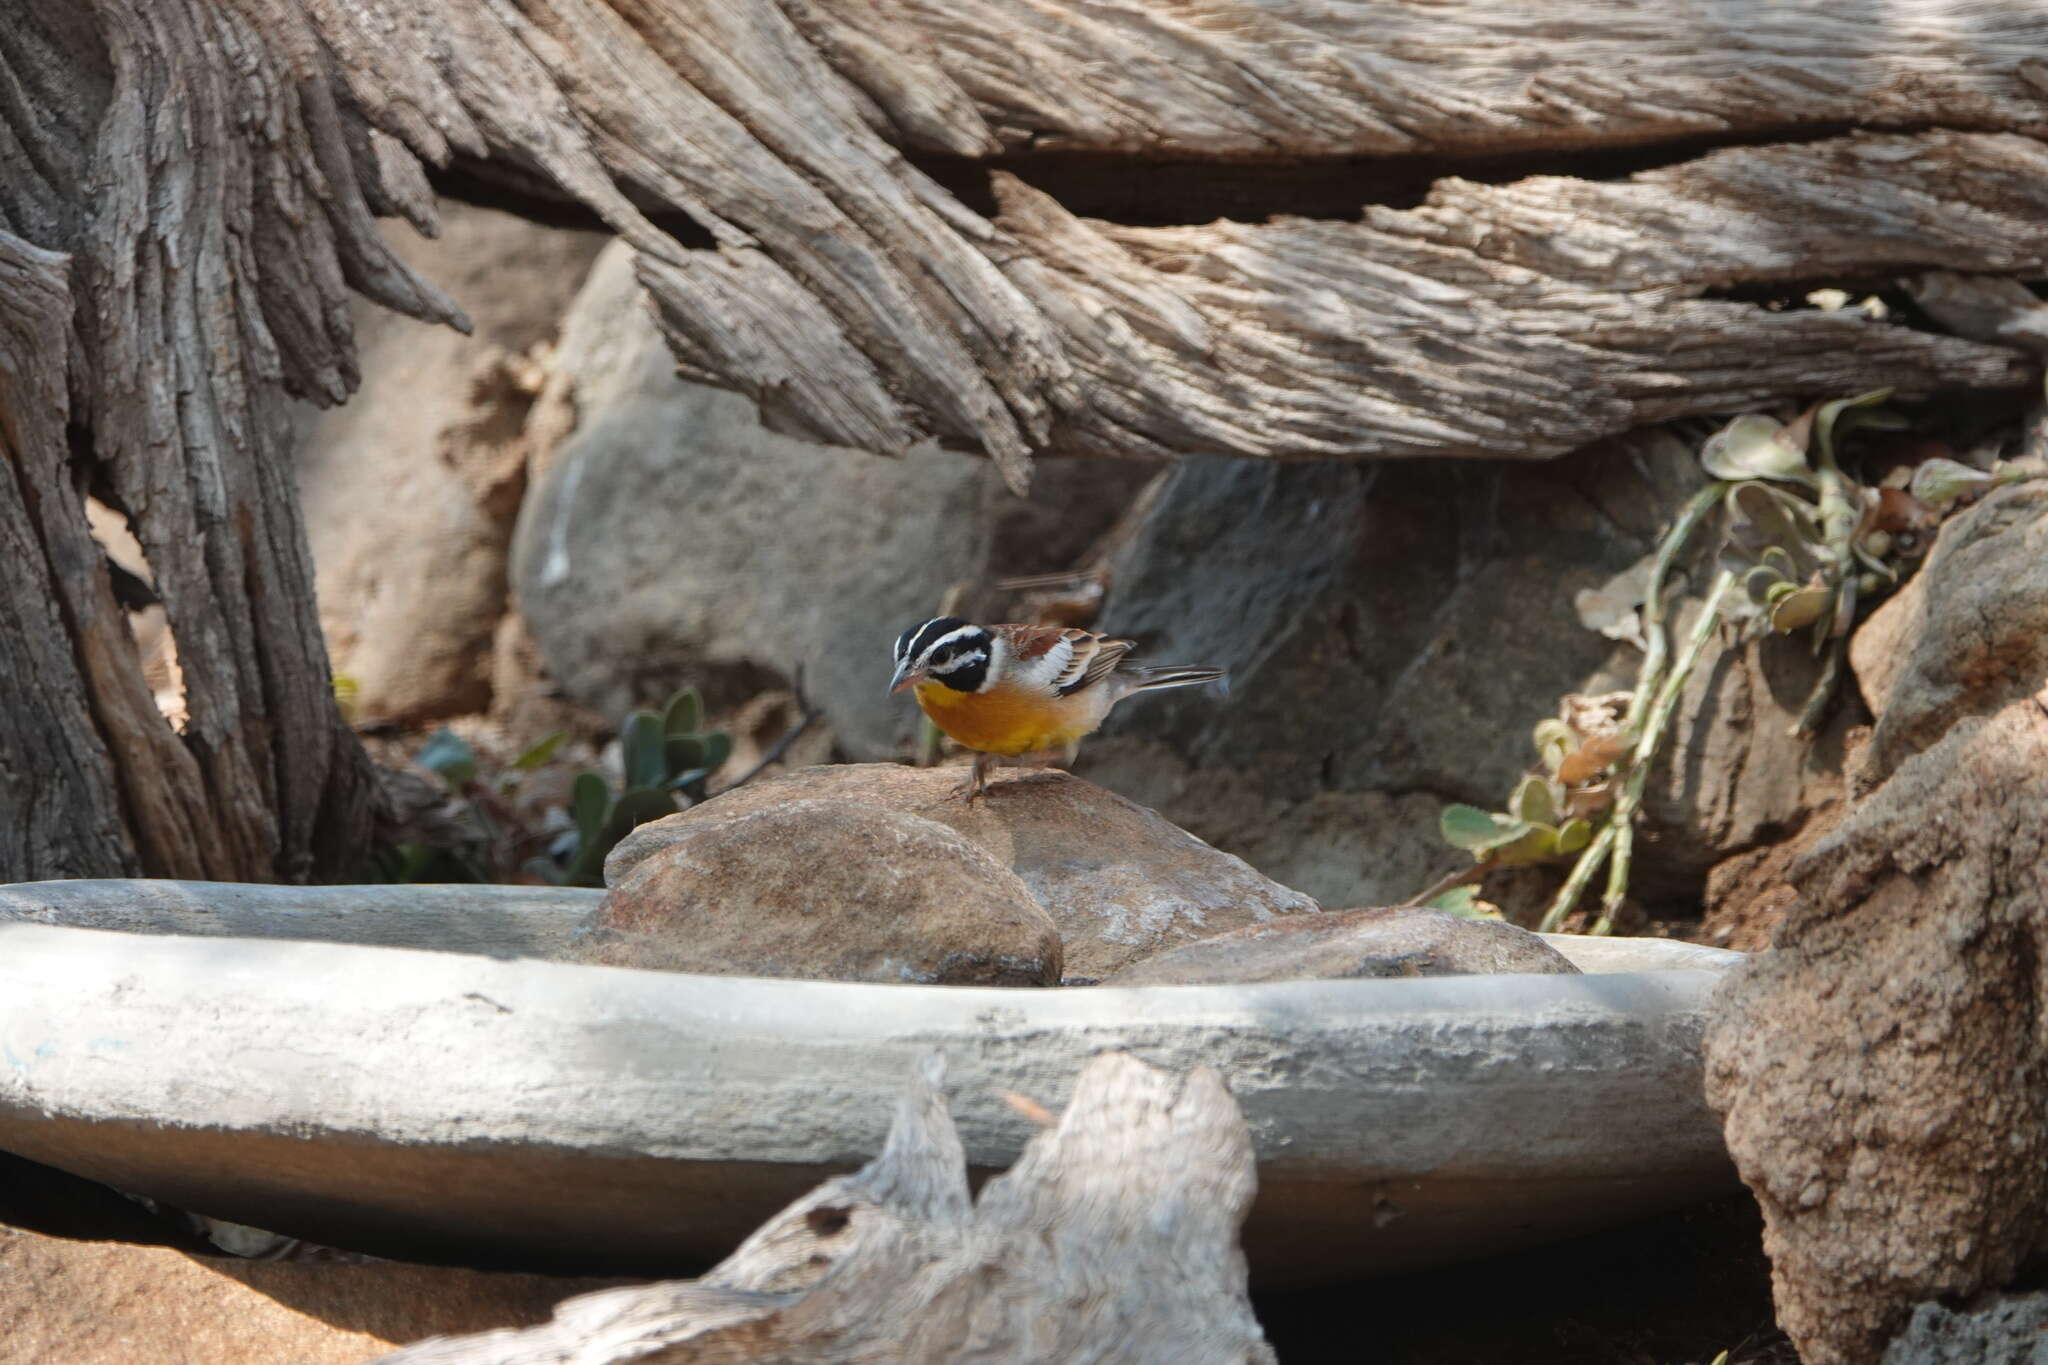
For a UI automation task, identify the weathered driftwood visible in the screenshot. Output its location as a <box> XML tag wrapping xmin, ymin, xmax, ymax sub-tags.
<box><xmin>370</xmin><ymin>1053</ymin><xmax>1274</xmax><ymax>1365</ymax></box>
<box><xmin>306</xmin><ymin>0</ymin><xmax>2048</xmax><ymax>485</ymax></box>
<box><xmin>9</xmin><ymin>2</ymin><xmax>2048</xmax><ymax>877</ymax></box>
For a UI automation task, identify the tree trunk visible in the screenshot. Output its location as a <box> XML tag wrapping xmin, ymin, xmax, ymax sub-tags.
<box><xmin>8</xmin><ymin>2</ymin><xmax>2048</xmax><ymax>877</ymax></box>
<box><xmin>371</xmin><ymin>1053</ymin><xmax>1275</xmax><ymax>1365</ymax></box>
<box><xmin>0</xmin><ymin>1</ymin><xmax>465</xmax><ymax>880</ymax></box>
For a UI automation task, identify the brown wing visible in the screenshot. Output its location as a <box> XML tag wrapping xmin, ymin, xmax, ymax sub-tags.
<box><xmin>994</xmin><ymin>624</ymin><xmax>1133</xmax><ymax>696</ymax></box>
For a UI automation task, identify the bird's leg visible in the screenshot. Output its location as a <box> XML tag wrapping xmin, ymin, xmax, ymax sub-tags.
<box><xmin>951</xmin><ymin>751</ymin><xmax>997</xmax><ymax>803</ymax></box>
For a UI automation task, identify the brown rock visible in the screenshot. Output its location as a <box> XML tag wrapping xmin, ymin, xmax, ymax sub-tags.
<box><xmin>1101</xmin><ymin>907</ymin><xmax>1579</xmax><ymax>985</ymax></box>
<box><xmin>299</xmin><ymin>203</ymin><xmax>605</xmax><ymax>727</ymax></box>
<box><xmin>1851</xmin><ymin>482</ymin><xmax>2048</xmax><ymax>782</ymax></box>
<box><xmin>1695</xmin><ymin>725</ymin><xmax>1863</xmax><ymax>953</ymax></box>
<box><xmin>608</xmin><ymin>764</ymin><xmax>1320</xmax><ymax>982</ymax></box>
<box><xmin>1703</xmin><ymin>698</ymin><xmax>2048</xmax><ymax>1365</ymax></box>
<box><xmin>580</xmin><ymin>799</ymin><xmax>1062</xmax><ymax>986</ymax></box>
<box><xmin>0</xmin><ymin>1224</ymin><xmax>605</xmax><ymax>1365</ymax></box>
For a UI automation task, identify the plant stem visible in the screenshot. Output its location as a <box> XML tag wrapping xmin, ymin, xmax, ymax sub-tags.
<box><xmin>1793</xmin><ymin>629</ymin><xmax>1847</xmax><ymax>736</ymax></box>
<box><xmin>1544</xmin><ymin>569</ymin><xmax>1734</xmax><ymax>934</ymax></box>
<box><xmin>1537</xmin><ymin>820</ymin><xmax>1618</xmax><ymax>934</ymax></box>
<box><xmin>1625</xmin><ymin>482</ymin><xmax>1728</xmax><ymax>746</ymax></box>
<box><xmin>1411</xmin><ymin>857</ymin><xmax>1494</xmax><ymax>908</ymax></box>
<box><xmin>1594</xmin><ymin>818</ymin><xmax>1633</xmax><ymax>936</ymax></box>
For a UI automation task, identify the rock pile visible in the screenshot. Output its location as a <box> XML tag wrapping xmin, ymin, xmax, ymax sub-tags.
<box><xmin>585</xmin><ymin>762</ymin><xmax>1576</xmax><ymax>988</ymax></box>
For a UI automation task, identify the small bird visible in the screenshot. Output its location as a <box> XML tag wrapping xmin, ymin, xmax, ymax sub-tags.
<box><xmin>888</xmin><ymin>617</ymin><xmax>1226</xmax><ymax>801</ymax></box>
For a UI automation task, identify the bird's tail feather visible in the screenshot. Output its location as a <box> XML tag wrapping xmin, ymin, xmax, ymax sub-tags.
<box><xmin>1124</xmin><ymin>666</ymin><xmax>1228</xmax><ymax>696</ymax></box>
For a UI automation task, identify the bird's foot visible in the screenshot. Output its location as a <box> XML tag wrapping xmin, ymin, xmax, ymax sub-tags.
<box><xmin>950</xmin><ymin>753</ymin><xmax>997</xmax><ymax>803</ymax></box>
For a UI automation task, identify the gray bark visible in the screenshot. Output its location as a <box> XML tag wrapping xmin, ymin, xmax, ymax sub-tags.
<box><xmin>0</xmin><ymin>0</ymin><xmax>464</xmax><ymax>879</ymax></box>
<box><xmin>301</xmin><ymin>0</ymin><xmax>2048</xmax><ymax>488</ymax></box>
<box><xmin>371</xmin><ymin>1053</ymin><xmax>1275</xmax><ymax>1365</ymax></box>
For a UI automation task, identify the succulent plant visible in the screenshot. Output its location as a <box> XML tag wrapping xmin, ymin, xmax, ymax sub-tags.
<box><xmin>1433</xmin><ymin>385</ymin><xmax>2048</xmax><ymax>936</ymax></box>
<box><xmin>369</xmin><ymin>686</ymin><xmax>732</xmax><ymax>887</ymax></box>
<box><xmin>532</xmin><ymin>685</ymin><xmax>733</xmax><ymax>887</ymax></box>
<box><xmin>1437</xmin><ymin>714</ymin><xmax>1620</xmax><ymax>873</ymax></box>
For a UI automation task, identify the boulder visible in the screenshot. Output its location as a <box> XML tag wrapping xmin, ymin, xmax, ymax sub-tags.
<box><xmin>1703</xmin><ymin>698</ymin><xmax>2048</xmax><ymax>1365</ymax></box>
<box><xmin>1102</xmin><ymin>907</ymin><xmax>1578</xmax><ymax>985</ymax></box>
<box><xmin>607</xmin><ymin>763</ymin><xmax>1320</xmax><ymax>982</ymax></box>
<box><xmin>578</xmin><ymin>799</ymin><xmax>1062</xmax><ymax>986</ymax></box>
<box><xmin>1075</xmin><ymin>436</ymin><xmax>1849</xmax><ymax>910</ymax></box>
<box><xmin>297</xmin><ymin>203</ymin><xmax>605</xmax><ymax>727</ymax></box>
<box><xmin>1880</xmin><ymin>1291</ymin><xmax>2048</xmax><ymax>1365</ymax></box>
<box><xmin>1851</xmin><ymin>482</ymin><xmax>2048</xmax><ymax>783</ymax></box>
<box><xmin>0</xmin><ymin>1224</ymin><xmax>604</xmax><ymax>1365</ymax></box>
<box><xmin>512</xmin><ymin>243</ymin><xmax>1147</xmax><ymax>760</ymax></box>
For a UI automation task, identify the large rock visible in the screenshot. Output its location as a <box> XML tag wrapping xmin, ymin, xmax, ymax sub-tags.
<box><xmin>297</xmin><ymin>203</ymin><xmax>605</xmax><ymax>727</ymax></box>
<box><xmin>1703</xmin><ymin>698</ymin><xmax>2048</xmax><ymax>1365</ymax></box>
<box><xmin>1852</xmin><ymin>482</ymin><xmax>2048</xmax><ymax>782</ymax></box>
<box><xmin>579</xmin><ymin>799</ymin><xmax>1062</xmax><ymax>986</ymax></box>
<box><xmin>0</xmin><ymin>1224</ymin><xmax>602</xmax><ymax>1365</ymax></box>
<box><xmin>1074</xmin><ymin>437</ymin><xmax>1849</xmax><ymax>910</ymax></box>
<box><xmin>607</xmin><ymin>763</ymin><xmax>1320</xmax><ymax>982</ymax></box>
<box><xmin>509</xmin><ymin>244</ymin><xmax>1148</xmax><ymax>759</ymax></box>
<box><xmin>1102</xmin><ymin>907</ymin><xmax>1578</xmax><ymax>985</ymax></box>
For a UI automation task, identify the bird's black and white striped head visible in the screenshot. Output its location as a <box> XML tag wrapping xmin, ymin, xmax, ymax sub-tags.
<box><xmin>889</xmin><ymin>617</ymin><xmax>995</xmax><ymax>695</ymax></box>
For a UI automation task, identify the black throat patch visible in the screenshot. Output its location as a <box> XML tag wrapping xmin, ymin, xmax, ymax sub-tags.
<box><xmin>924</xmin><ymin>625</ymin><xmax>992</xmax><ymax>693</ymax></box>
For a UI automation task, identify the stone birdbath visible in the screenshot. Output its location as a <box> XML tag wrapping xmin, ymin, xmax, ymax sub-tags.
<box><xmin>0</xmin><ymin>867</ymin><xmax>1739</xmax><ymax>1287</ymax></box>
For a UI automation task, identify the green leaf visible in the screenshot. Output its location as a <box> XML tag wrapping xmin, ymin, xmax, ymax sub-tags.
<box><xmin>1770</xmin><ymin>583</ymin><xmax>1833</xmax><ymax>633</ymax></box>
<box><xmin>1743</xmin><ymin>563</ymin><xmax>1785</xmax><ymax>606</ymax></box>
<box><xmin>1699</xmin><ymin>413</ymin><xmax>1814</xmax><ymax>485</ymax></box>
<box><xmin>571</xmin><ymin>771</ymin><xmax>610</xmax><ymax>845</ymax></box>
<box><xmin>698</xmin><ymin>730</ymin><xmax>732</xmax><ymax>775</ymax></box>
<box><xmin>1490</xmin><ymin>824</ymin><xmax>1561</xmax><ymax>867</ymax></box>
<box><xmin>1442</xmin><ymin>804</ymin><xmax>1509</xmax><ymax>852</ymax></box>
<box><xmin>1510</xmin><ymin>775</ymin><xmax>1560</xmax><ymax>827</ymax></box>
<box><xmin>1813</xmin><ymin>388</ymin><xmax>1894</xmax><ymax>466</ymax></box>
<box><xmin>1427</xmin><ymin>885</ymin><xmax>1502</xmax><ymax>920</ymax></box>
<box><xmin>664</xmin><ymin>734</ymin><xmax>707</xmax><ymax>774</ymax></box>
<box><xmin>1909</xmin><ymin>456</ymin><xmax>1995</xmax><ymax>510</ymax></box>
<box><xmin>663</xmin><ymin>686</ymin><xmax>704</xmax><ymax>738</ymax></box>
<box><xmin>1554</xmin><ymin>817</ymin><xmax>1593</xmax><ymax>856</ymax></box>
<box><xmin>414</xmin><ymin>729</ymin><xmax>477</xmax><ymax>789</ymax></box>
<box><xmin>512</xmin><ymin>731</ymin><xmax>567</xmax><ymax>770</ymax></box>
<box><xmin>621</xmin><ymin>711</ymin><xmax>667</xmax><ymax>790</ymax></box>
<box><xmin>1532</xmin><ymin>719</ymin><xmax>1576</xmax><ymax>773</ymax></box>
<box><xmin>1441</xmin><ymin>805</ymin><xmax>1537</xmax><ymax>856</ymax></box>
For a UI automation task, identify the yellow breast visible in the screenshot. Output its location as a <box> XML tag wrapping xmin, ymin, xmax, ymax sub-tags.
<box><xmin>913</xmin><ymin>680</ymin><xmax>1102</xmax><ymax>757</ymax></box>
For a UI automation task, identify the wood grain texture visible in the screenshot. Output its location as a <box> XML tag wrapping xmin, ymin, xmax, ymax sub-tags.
<box><xmin>372</xmin><ymin>1053</ymin><xmax>1274</xmax><ymax>1364</ymax></box>
<box><xmin>0</xmin><ymin>0</ymin><xmax>465</xmax><ymax>879</ymax></box>
<box><xmin>300</xmin><ymin>0</ymin><xmax>2048</xmax><ymax>481</ymax></box>
<box><xmin>815</xmin><ymin>0</ymin><xmax>2048</xmax><ymax>157</ymax></box>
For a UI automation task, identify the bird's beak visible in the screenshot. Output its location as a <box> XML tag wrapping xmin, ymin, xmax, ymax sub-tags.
<box><xmin>887</xmin><ymin>661</ymin><xmax>923</xmax><ymax>696</ymax></box>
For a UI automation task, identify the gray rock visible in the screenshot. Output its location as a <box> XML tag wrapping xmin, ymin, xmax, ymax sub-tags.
<box><xmin>607</xmin><ymin>763</ymin><xmax>1320</xmax><ymax>982</ymax></box>
<box><xmin>509</xmin><ymin>243</ymin><xmax>1151</xmax><ymax>759</ymax></box>
<box><xmin>578</xmin><ymin>799</ymin><xmax>1062</xmax><ymax>986</ymax></box>
<box><xmin>511</xmin><ymin>241</ymin><xmax>992</xmax><ymax>756</ymax></box>
<box><xmin>1881</xmin><ymin>1292</ymin><xmax>2048</xmax><ymax>1365</ymax></box>
<box><xmin>1103</xmin><ymin>907</ymin><xmax>1579</xmax><ymax>985</ymax></box>
<box><xmin>1077</xmin><ymin>436</ymin><xmax>1849</xmax><ymax>907</ymax></box>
